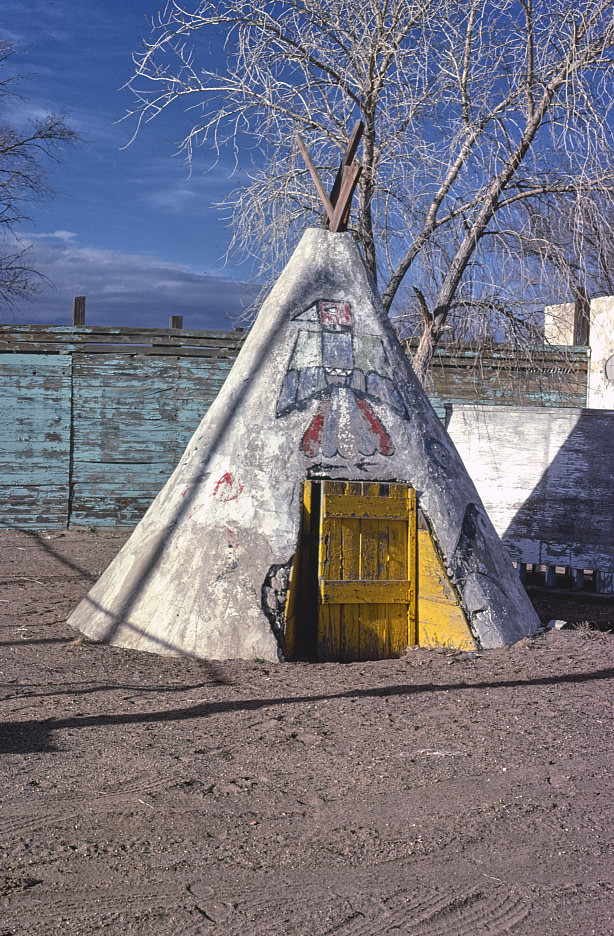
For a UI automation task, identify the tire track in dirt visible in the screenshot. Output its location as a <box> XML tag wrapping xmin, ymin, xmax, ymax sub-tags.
<box><xmin>2</xmin><ymin>531</ymin><xmax>612</xmax><ymax>936</ymax></box>
<box><xmin>3</xmin><ymin>861</ymin><xmax>533</xmax><ymax>936</ymax></box>
<box><xmin>180</xmin><ymin>865</ymin><xmax>531</xmax><ymax>936</ymax></box>
<box><xmin>1</xmin><ymin>881</ymin><xmax>192</xmax><ymax>935</ymax></box>
<box><xmin>0</xmin><ymin>780</ymin><xmax>175</xmax><ymax>840</ymax></box>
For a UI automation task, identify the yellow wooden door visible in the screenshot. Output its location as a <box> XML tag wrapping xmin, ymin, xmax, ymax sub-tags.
<box><xmin>317</xmin><ymin>480</ymin><xmax>416</xmax><ymax>662</ymax></box>
<box><xmin>416</xmin><ymin>525</ymin><xmax>477</xmax><ymax>651</ymax></box>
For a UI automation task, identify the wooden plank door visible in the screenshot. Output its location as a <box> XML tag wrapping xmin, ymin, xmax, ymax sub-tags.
<box><xmin>317</xmin><ymin>480</ymin><xmax>416</xmax><ymax>661</ymax></box>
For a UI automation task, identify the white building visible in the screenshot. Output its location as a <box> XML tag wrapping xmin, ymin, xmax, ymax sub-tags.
<box><xmin>544</xmin><ymin>296</ymin><xmax>614</xmax><ymax>409</ymax></box>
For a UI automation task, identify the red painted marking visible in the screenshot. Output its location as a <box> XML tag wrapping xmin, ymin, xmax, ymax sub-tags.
<box><xmin>302</xmin><ymin>400</ymin><xmax>330</xmax><ymax>455</ymax></box>
<box><xmin>213</xmin><ymin>471</ymin><xmax>244</xmax><ymax>502</ymax></box>
<box><xmin>187</xmin><ymin>502</ymin><xmax>206</xmax><ymax>521</ymax></box>
<box><xmin>214</xmin><ymin>471</ymin><xmax>234</xmax><ymax>494</ymax></box>
<box><xmin>319</xmin><ymin>301</ymin><xmax>351</xmax><ymax>326</ymax></box>
<box><xmin>356</xmin><ymin>398</ymin><xmax>393</xmax><ymax>455</ymax></box>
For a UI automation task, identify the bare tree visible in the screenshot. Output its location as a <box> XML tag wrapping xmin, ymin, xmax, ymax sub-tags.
<box><xmin>126</xmin><ymin>0</ymin><xmax>614</xmax><ymax>379</ymax></box>
<box><xmin>518</xmin><ymin>190</ymin><xmax>614</xmax><ymax>303</ymax></box>
<box><xmin>0</xmin><ymin>40</ymin><xmax>78</xmax><ymax>312</ymax></box>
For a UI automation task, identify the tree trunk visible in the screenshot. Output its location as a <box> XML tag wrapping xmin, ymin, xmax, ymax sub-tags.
<box><xmin>412</xmin><ymin>314</ymin><xmax>446</xmax><ymax>385</ymax></box>
<box><xmin>358</xmin><ymin>118</ymin><xmax>378</xmax><ymax>282</ymax></box>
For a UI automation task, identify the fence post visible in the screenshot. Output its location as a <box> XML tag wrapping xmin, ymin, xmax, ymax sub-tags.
<box><xmin>72</xmin><ymin>296</ymin><xmax>86</xmax><ymax>326</ymax></box>
<box><xmin>169</xmin><ymin>315</ymin><xmax>183</xmax><ymax>329</ymax></box>
<box><xmin>570</xmin><ymin>567</ymin><xmax>585</xmax><ymax>590</ymax></box>
<box><xmin>596</xmin><ymin>571</ymin><xmax>614</xmax><ymax>595</ymax></box>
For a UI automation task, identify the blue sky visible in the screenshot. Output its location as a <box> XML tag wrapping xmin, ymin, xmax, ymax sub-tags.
<box><xmin>2</xmin><ymin>0</ymin><xmax>258</xmax><ymax>329</ymax></box>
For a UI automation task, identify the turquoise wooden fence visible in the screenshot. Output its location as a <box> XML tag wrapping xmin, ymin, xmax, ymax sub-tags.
<box><xmin>2</xmin><ymin>352</ymin><xmax>72</xmax><ymax>525</ymax></box>
<box><xmin>1</xmin><ymin>325</ymin><xmax>243</xmax><ymax>527</ymax></box>
<box><xmin>0</xmin><ymin>324</ymin><xmax>589</xmax><ymax>528</ymax></box>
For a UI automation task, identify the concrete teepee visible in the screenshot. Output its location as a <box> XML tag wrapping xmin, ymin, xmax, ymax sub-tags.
<box><xmin>68</xmin><ymin>228</ymin><xmax>540</xmax><ymax>660</ymax></box>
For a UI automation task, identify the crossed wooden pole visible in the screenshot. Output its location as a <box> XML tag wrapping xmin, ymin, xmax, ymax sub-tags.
<box><xmin>296</xmin><ymin>120</ymin><xmax>364</xmax><ymax>232</ymax></box>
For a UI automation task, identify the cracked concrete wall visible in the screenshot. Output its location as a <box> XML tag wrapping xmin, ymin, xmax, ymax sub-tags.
<box><xmin>68</xmin><ymin>229</ymin><xmax>539</xmax><ymax>660</ymax></box>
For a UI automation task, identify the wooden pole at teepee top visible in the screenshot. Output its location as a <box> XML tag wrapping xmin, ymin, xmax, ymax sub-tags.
<box><xmin>296</xmin><ymin>121</ymin><xmax>364</xmax><ymax>232</ymax></box>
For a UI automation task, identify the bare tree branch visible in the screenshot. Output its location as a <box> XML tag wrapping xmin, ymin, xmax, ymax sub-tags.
<box><xmin>0</xmin><ymin>39</ymin><xmax>78</xmax><ymax>313</ymax></box>
<box><xmin>125</xmin><ymin>0</ymin><xmax>614</xmax><ymax>379</ymax></box>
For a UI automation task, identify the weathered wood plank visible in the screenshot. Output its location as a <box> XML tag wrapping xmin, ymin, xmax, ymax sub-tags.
<box><xmin>69</xmin><ymin>491</ymin><xmax>155</xmax><ymax>526</ymax></box>
<box><xmin>69</xmin><ymin>352</ymin><xmax>233</xmax><ymax>524</ymax></box>
<box><xmin>403</xmin><ymin>339</ymin><xmax>589</xmax><ymax>413</ymax></box>
<box><xmin>320</xmin><ymin>580</ymin><xmax>412</xmax><ymax>604</ymax></box>
<box><xmin>4</xmin><ymin>485</ymin><xmax>70</xmax><ymax>527</ymax></box>
<box><xmin>66</xmin><ymin>345</ymin><xmax>240</xmax><ymax>358</ymax></box>
<box><xmin>323</xmin><ymin>494</ymin><xmax>411</xmax><ymax>519</ymax></box>
<box><xmin>0</xmin><ymin>354</ymin><xmax>71</xmax><ymax>527</ymax></box>
<box><xmin>0</xmin><ymin>323</ymin><xmax>244</xmax><ymax>345</ymax></box>
<box><xmin>69</xmin><ymin>463</ymin><xmax>173</xmax><ymax>484</ymax></box>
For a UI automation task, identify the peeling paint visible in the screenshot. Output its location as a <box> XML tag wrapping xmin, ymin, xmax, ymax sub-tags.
<box><xmin>261</xmin><ymin>559</ymin><xmax>294</xmax><ymax>660</ymax></box>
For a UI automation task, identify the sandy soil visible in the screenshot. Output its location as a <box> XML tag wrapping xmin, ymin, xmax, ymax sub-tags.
<box><xmin>1</xmin><ymin>528</ymin><xmax>613</xmax><ymax>936</ymax></box>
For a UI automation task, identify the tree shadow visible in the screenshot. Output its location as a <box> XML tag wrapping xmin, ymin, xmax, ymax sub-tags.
<box><xmin>0</xmin><ymin>637</ymin><xmax>76</xmax><ymax>648</ymax></box>
<box><xmin>1</xmin><ymin>677</ymin><xmax>231</xmax><ymax>701</ymax></box>
<box><xmin>500</xmin><ymin>409</ymin><xmax>613</xmax><ymax>573</ymax></box>
<box><xmin>2</xmin><ymin>666</ymin><xmax>612</xmax><ymax>755</ymax></box>
<box><xmin>19</xmin><ymin>529</ymin><xmax>100</xmax><ymax>581</ymax></box>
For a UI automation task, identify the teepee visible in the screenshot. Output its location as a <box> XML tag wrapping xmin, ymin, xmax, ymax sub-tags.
<box><xmin>68</xmin><ymin>224</ymin><xmax>540</xmax><ymax>661</ymax></box>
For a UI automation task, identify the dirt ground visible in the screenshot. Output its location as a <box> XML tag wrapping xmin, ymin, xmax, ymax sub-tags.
<box><xmin>1</xmin><ymin>528</ymin><xmax>613</xmax><ymax>936</ymax></box>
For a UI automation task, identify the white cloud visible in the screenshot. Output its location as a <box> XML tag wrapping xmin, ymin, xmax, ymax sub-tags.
<box><xmin>142</xmin><ymin>161</ymin><xmax>245</xmax><ymax>213</ymax></box>
<box><xmin>5</xmin><ymin>236</ymin><xmax>258</xmax><ymax>330</ymax></box>
<box><xmin>27</xmin><ymin>230</ymin><xmax>78</xmax><ymax>242</ymax></box>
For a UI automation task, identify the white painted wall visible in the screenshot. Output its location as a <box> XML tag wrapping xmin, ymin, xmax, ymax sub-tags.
<box><xmin>588</xmin><ymin>296</ymin><xmax>614</xmax><ymax>409</ymax></box>
<box><xmin>543</xmin><ymin>295</ymin><xmax>614</xmax><ymax>409</ymax></box>
<box><xmin>447</xmin><ymin>404</ymin><xmax>614</xmax><ymax>575</ymax></box>
<box><xmin>543</xmin><ymin>301</ymin><xmax>575</xmax><ymax>346</ymax></box>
